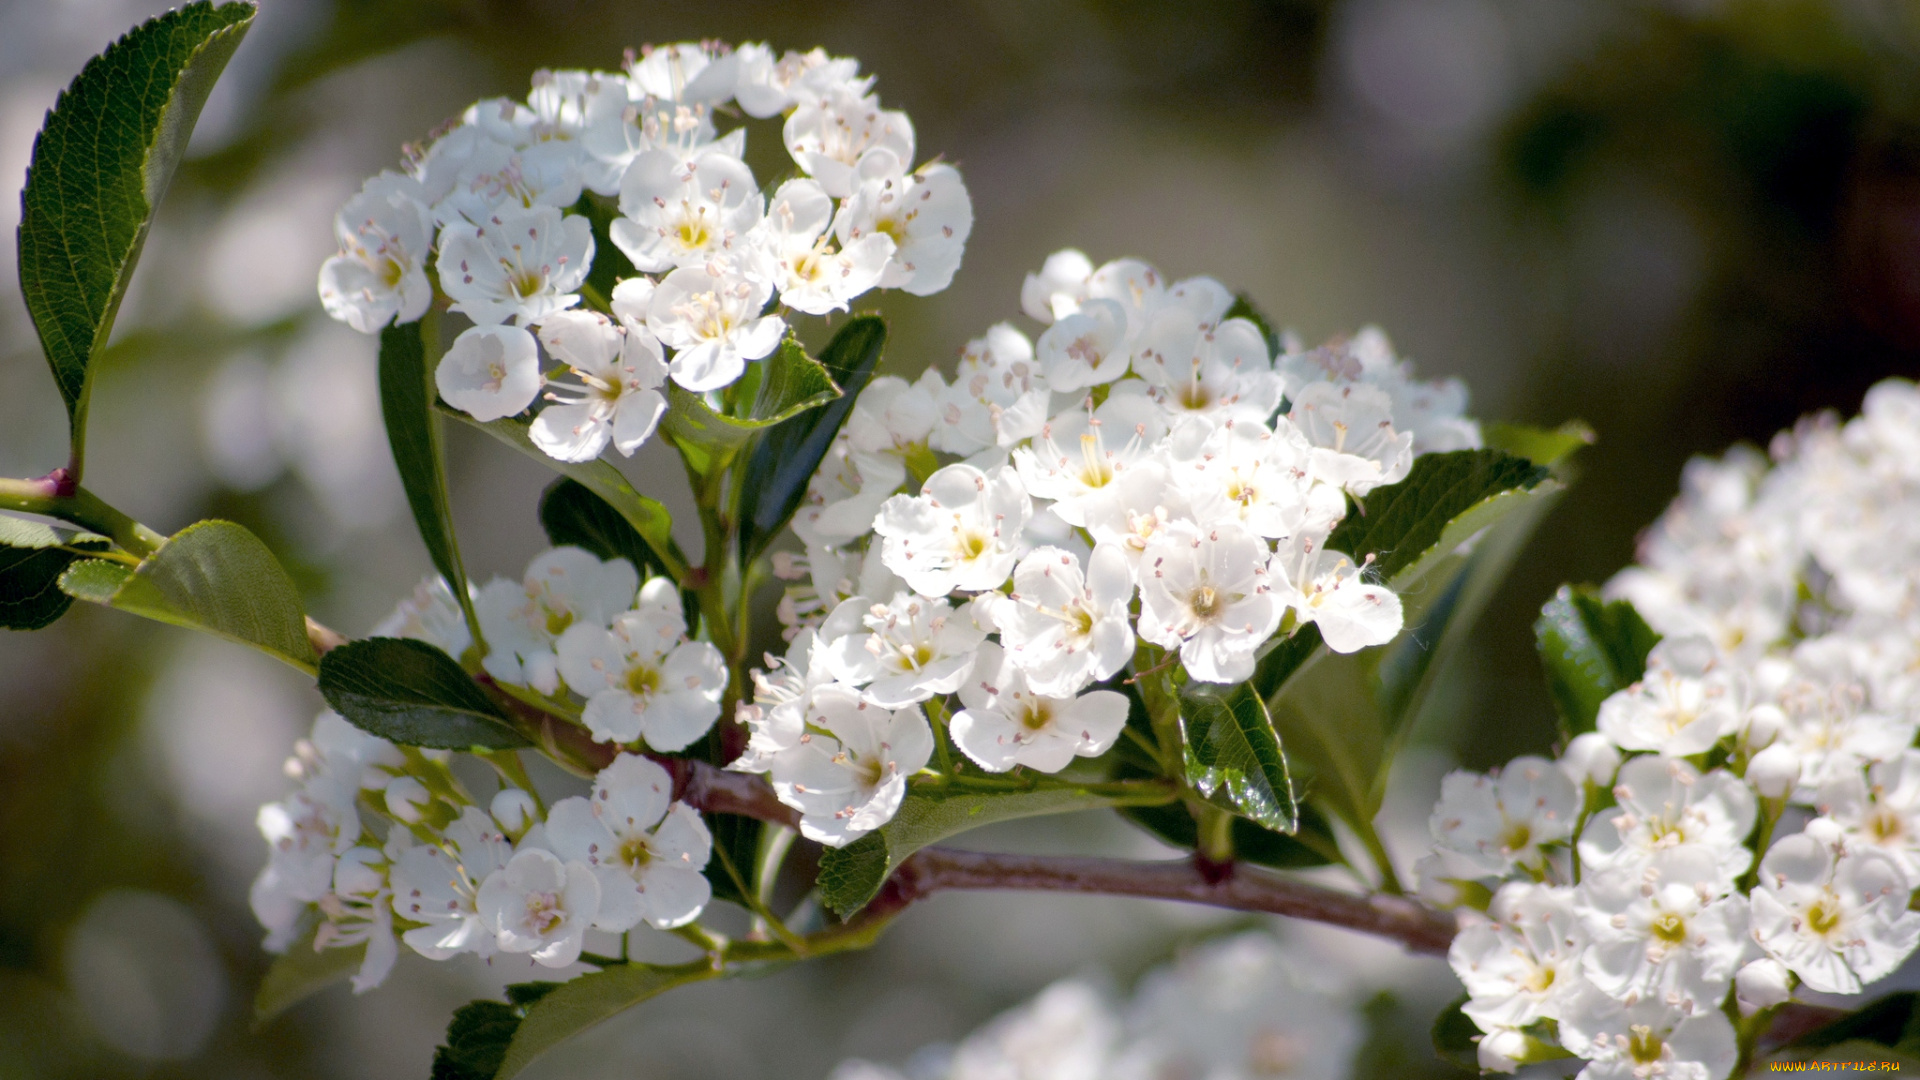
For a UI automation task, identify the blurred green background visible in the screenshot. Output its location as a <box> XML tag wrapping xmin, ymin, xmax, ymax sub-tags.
<box><xmin>3</xmin><ymin>0</ymin><xmax>1919</xmax><ymax>1076</ymax></box>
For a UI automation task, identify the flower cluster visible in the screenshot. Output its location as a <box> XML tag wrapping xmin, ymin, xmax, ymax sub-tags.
<box><xmin>249</xmin><ymin>574</ymin><xmax>715</xmax><ymax>991</ymax></box>
<box><xmin>736</xmin><ymin>250</ymin><xmax>1481</xmax><ymax>846</ymax></box>
<box><xmin>318</xmin><ymin>42</ymin><xmax>971</xmax><ymax>463</ymax></box>
<box><xmin>1425</xmin><ymin>379</ymin><xmax>1920</xmax><ymax>1078</ymax></box>
<box><xmin>832</xmin><ymin>932</ymin><xmax>1362</xmax><ymax>1080</ymax></box>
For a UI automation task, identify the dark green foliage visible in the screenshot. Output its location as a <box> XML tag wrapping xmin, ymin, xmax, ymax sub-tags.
<box><xmin>1534</xmin><ymin>585</ymin><xmax>1660</xmax><ymax>737</ymax></box>
<box><xmin>317</xmin><ymin>637</ymin><xmax>527</xmax><ymax>749</ymax></box>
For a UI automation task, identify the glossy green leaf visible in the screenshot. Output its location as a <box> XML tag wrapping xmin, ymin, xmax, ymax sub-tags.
<box><xmin>0</xmin><ymin>520</ymin><xmax>105</xmax><ymax>630</ymax></box>
<box><xmin>537</xmin><ymin>477</ymin><xmax>671</xmax><ymax>582</ymax></box>
<box><xmin>317</xmin><ymin>637</ymin><xmax>527</xmax><ymax>750</ymax></box>
<box><xmin>817</xmin><ymin>781</ymin><xmax>1177</xmax><ymax>917</ymax></box>
<box><xmin>659</xmin><ymin>335</ymin><xmax>838</xmax><ymax>475</ymax></box>
<box><xmin>1484</xmin><ymin>420</ymin><xmax>1594</xmax><ymax>469</ymax></box>
<box><xmin>1535</xmin><ymin>585</ymin><xmax>1660</xmax><ymax>738</ymax></box>
<box><xmin>738</xmin><ymin>316</ymin><xmax>887</xmax><ymax>565</ymax></box>
<box><xmin>57</xmin><ymin>519</ymin><xmax>316</xmax><ymax>672</ymax></box>
<box><xmin>1429</xmin><ymin>994</ymin><xmax>1481</xmax><ymax>1071</ymax></box>
<box><xmin>1224</xmin><ymin>294</ymin><xmax>1282</xmax><ymax>359</ymax></box>
<box><xmin>1179</xmin><ymin>686</ymin><xmax>1296</xmax><ymax>833</ymax></box>
<box><xmin>1268</xmin><ymin>450</ymin><xmax>1563</xmax><ymax>832</ymax></box>
<box><xmin>496</xmin><ymin>962</ymin><xmax>718</xmax><ymax>1079</ymax></box>
<box><xmin>252</xmin><ymin>920</ymin><xmax>364</xmax><ymax>1025</ymax></box>
<box><xmin>380</xmin><ymin>318</ymin><xmax>479</xmax><ymax>638</ymax></box>
<box><xmin>18</xmin><ymin>1</ymin><xmax>255</xmax><ymax>443</ymax></box>
<box><xmin>444</xmin><ymin>407</ymin><xmax>687</xmax><ymax>584</ymax></box>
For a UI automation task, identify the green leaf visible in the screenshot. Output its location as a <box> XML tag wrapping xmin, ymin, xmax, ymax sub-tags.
<box><xmin>1268</xmin><ymin>450</ymin><xmax>1563</xmax><ymax>832</ymax></box>
<box><xmin>495</xmin><ymin>961</ymin><xmax>718</xmax><ymax>1079</ymax></box>
<box><xmin>1484</xmin><ymin>420</ymin><xmax>1594</xmax><ymax>469</ymax></box>
<box><xmin>537</xmin><ymin>477</ymin><xmax>670</xmax><ymax>582</ymax></box>
<box><xmin>658</xmin><ymin>335</ymin><xmax>838</xmax><ymax>475</ymax></box>
<box><xmin>252</xmin><ymin>920</ymin><xmax>364</xmax><ymax>1026</ymax></box>
<box><xmin>379</xmin><ymin>318</ymin><xmax>479</xmax><ymax>637</ymax></box>
<box><xmin>1783</xmin><ymin>993</ymin><xmax>1920</xmax><ymax>1055</ymax></box>
<box><xmin>317</xmin><ymin>637</ymin><xmax>527</xmax><ymax>750</ymax></box>
<box><xmin>702</xmin><ymin>812</ymin><xmax>763</xmax><ymax>908</ymax></box>
<box><xmin>444</xmin><ymin>406</ymin><xmax>687</xmax><ymax>583</ymax></box>
<box><xmin>817</xmin><ymin>782</ymin><xmax>1176</xmax><ymax>917</ymax></box>
<box><xmin>431</xmin><ymin>1000</ymin><xmax>521</xmax><ymax>1080</ymax></box>
<box><xmin>1534</xmin><ymin>585</ymin><xmax>1660</xmax><ymax>738</ymax></box>
<box><xmin>1429</xmin><ymin>994</ymin><xmax>1481</xmax><ymax>1071</ymax></box>
<box><xmin>57</xmin><ymin>519</ymin><xmax>316</xmax><ymax>672</ymax></box>
<box><xmin>737</xmin><ymin>316</ymin><xmax>887</xmax><ymax>565</ymax></box>
<box><xmin>1179</xmin><ymin>686</ymin><xmax>1296</xmax><ymax>833</ymax></box>
<box><xmin>1224</xmin><ymin>294</ymin><xmax>1282</xmax><ymax>359</ymax></box>
<box><xmin>0</xmin><ymin>521</ymin><xmax>106</xmax><ymax>630</ymax></box>
<box><xmin>18</xmin><ymin>1</ymin><xmax>255</xmax><ymax>443</ymax></box>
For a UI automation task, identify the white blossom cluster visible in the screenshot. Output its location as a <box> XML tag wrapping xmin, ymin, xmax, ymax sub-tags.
<box><xmin>832</xmin><ymin>932</ymin><xmax>1362</xmax><ymax>1080</ymax></box>
<box><xmin>736</xmin><ymin>249</ymin><xmax>1482</xmax><ymax>846</ymax></box>
<box><xmin>1423</xmin><ymin>379</ymin><xmax>1920</xmax><ymax>1078</ymax></box>
<box><xmin>249</xmin><ymin>574</ymin><xmax>715</xmax><ymax>992</ymax></box>
<box><xmin>318</xmin><ymin>42</ymin><xmax>971</xmax><ymax>463</ymax></box>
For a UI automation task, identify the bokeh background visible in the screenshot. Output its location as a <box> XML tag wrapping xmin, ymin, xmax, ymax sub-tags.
<box><xmin>3</xmin><ymin>0</ymin><xmax>1919</xmax><ymax>1076</ymax></box>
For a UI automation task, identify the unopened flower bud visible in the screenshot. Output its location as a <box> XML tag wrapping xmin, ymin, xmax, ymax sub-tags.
<box><xmin>1477</xmin><ymin>1027</ymin><xmax>1528</xmax><ymax>1073</ymax></box>
<box><xmin>1743</xmin><ymin>703</ymin><xmax>1786</xmax><ymax>748</ymax></box>
<box><xmin>492</xmin><ymin>788</ymin><xmax>538</xmax><ymax>836</ymax></box>
<box><xmin>384</xmin><ymin>776</ymin><xmax>430</xmax><ymax>823</ymax></box>
<box><xmin>1746</xmin><ymin>742</ymin><xmax>1799</xmax><ymax>798</ymax></box>
<box><xmin>1559</xmin><ymin>732</ymin><xmax>1621</xmax><ymax>788</ymax></box>
<box><xmin>1735</xmin><ymin>958</ymin><xmax>1792</xmax><ymax>1015</ymax></box>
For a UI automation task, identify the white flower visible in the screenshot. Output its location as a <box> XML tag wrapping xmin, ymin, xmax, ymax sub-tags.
<box><xmin>316</xmin><ymin>846</ymin><xmax>399</xmax><ymax>993</ymax></box>
<box><xmin>1771</xmin><ymin>664</ymin><xmax>1917</xmax><ymax>797</ymax></box>
<box><xmin>1427</xmin><ymin>756</ymin><xmax>1580</xmax><ymax>878</ymax></box>
<box><xmin>1818</xmin><ymin>750</ymin><xmax>1920</xmax><ymax>885</ymax></box>
<box><xmin>951</xmin><ymin>642</ymin><xmax>1128</xmax><ymax>773</ymax></box>
<box><xmin>610</xmin><ymin>150</ymin><xmax>763</xmax><ymax>272</ymax></box>
<box><xmin>476</xmin><ymin>847</ymin><xmax>601</xmax><ymax>968</ymax></box>
<box><xmin>255</xmin><ymin>774</ymin><xmax>361</xmax><ymax>912</ymax></box>
<box><xmin>873</xmin><ymin>463</ymin><xmax>1032</xmax><ymax>597</ymax></box>
<box><xmin>790</xmin><ymin>434</ymin><xmax>907</xmax><ymax>548</ymax></box>
<box><xmin>476</xmin><ymin>547</ymin><xmax>639</xmax><ymax>694</ymax></box>
<box><xmin>1596</xmin><ymin>637</ymin><xmax>1741</xmax><ymax>757</ymax></box>
<box><xmin>531</xmin><ymin>309</ymin><xmax>668</xmax><ymax>461</ymax></box>
<box><xmin>993</xmin><ymin>544</ymin><xmax>1135</xmax><ymax>695</ymax></box>
<box><xmin>435</xmin><ymin>324</ymin><xmax>543</xmax><ymax>423</ymax></box>
<box><xmin>390</xmin><ymin>807</ymin><xmax>511</xmax><ymax>960</ymax></box>
<box><xmin>767</xmin><ymin>684</ymin><xmax>934</xmax><ymax>846</ymax></box>
<box><xmin>1557</xmin><ymin>991</ymin><xmax>1737</xmax><ymax>1080</ymax></box>
<box><xmin>845</xmin><ymin>371</ymin><xmax>942</xmax><ymax>459</ymax></box>
<box><xmin>1449</xmin><ymin>882</ymin><xmax>1587</xmax><ymax>1032</ymax></box>
<box><xmin>932</xmin><ymin>323</ymin><xmax>1051</xmax><ymax>456</ymax></box>
<box><xmin>1021</xmin><ymin>248</ymin><xmax>1094</xmax><ymax>323</ymax></box>
<box><xmin>1137</xmin><ymin>519</ymin><xmax>1280</xmax><ymax>684</ymax></box>
<box><xmin>732</xmin><ymin>629</ymin><xmax>833</xmax><ymax>773</ymax></box>
<box><xmin>555</xmin><ymin>579</ymin><xmax>726</xmax><ymax>750</ymax></box>
<box><xmin>318</xmin><ymin>172</ymin><xmax>435</xmax><ymax>333</ymax></box>
<box><xmin>1579</xmin><ymin>850</ymin><xmax>1750</xmax><ymax>1007</ymax></box>
<box><xmin>817</xmin><ymin>592</ymin><xmax>988</xmax><ymax>707</ymax></box>
<box><xmin>834</xmin><ymin>163</ymin><xmax>972</xmax><ymax>296</ymax></box>
<box><xmin>647</xmin><ymin>259</ymin><xmax>784</xmax><ymax>391</ymax></box>
<box><xmin>371</xmin><ymin>575</ymin><xmax>473</xmax><ymax>659</ymax></box>
<box><xmin>1751</xmin><ymin>832</ymin><xmax>1920</xmax><ymax>994</ymax></box>
<box><xmin>1269</xmin><ymin>532</ymin><xmax>1404</xmax><ymax>655</ymax></box>
<box><xmin>782</xmin><ymin>84</ymin><xmax>913</xmax><ymax>198</ymax></box>
<box><xmin>419</xmin><ymin>128</ymin><xmax>583</xmax><ymax>225</ymax></box>
<box><xmin>1012</xmin><ymin>387</ymin><xmax>1167</xmax><ymax>528</ymax></box>
<box><xmin>951</xmin><ymin>980</ymin><xmax>1118</xmax><ymax>1080</ymax></box>
<box><xmin>1079</xmin><ymin>460</ymin><xmax>1196</xmax><ymax>572</ymax></box>
<box><xmin>628</xmin><ymin>42</ymin><xmax>740</xmax><ymax>107</ymax></box>
<box><xmin>1036</xmin><ymin>298</ymin><xmax>1132</xmax><ymax>393</ymax></box>
<box><xmin>1746</xmin><ymin>741</ymin><xmax>1801</xmax><ymax>798</ymax></box>
<box><xmin>1117</xmin><ymin>934</ymin><xmax>1360</xmax><ymax>1080</ymax></box>
<box><xmin>735</xmin><ymin>45</ymin><xmax>864</xmax><ymax>118</ymax></box>
<box><xmin>545</xmin><ymin>754</ymin><xmax>712</xmax><ymax>931</ymax></box>
<box><xmin>753</xmin><ymin>178</ymin><xmax>894</xmax><ymax>314</ymax></box>
<box><xmin>1161</xmin><ymin>414</ymin><xmax>1326</xmax><ymax>541</ymax></box>
<box><xmin>1578</xmin><ymin>756</ymin><xmax>1757</xmax><ymax>894</ymax></box>
<box><xmin>437</xmin><ymin>204</ymin><xmax>592</xmax><ymax>326</ymax></box>
<box><xmin>1288</xmin><ymin>381</ymin><xmax>1413</xmax><ymax>496</ymax></box>
<box><xmin>1133</xmin><ymin>314</ymin><xmax>1284</xmax><ymax>423</ymax></box>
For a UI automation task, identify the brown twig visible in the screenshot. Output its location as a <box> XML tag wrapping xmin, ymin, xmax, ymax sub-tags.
<box><xmin>893</xmin><ymin>847</ymin><xmax>1462</xmax><ymax>955</ymax></box>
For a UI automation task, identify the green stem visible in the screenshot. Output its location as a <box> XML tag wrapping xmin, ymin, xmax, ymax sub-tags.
<box><xmin>1354</xmin><ymin>818</ymin><xmax>1405</xmax><ymax>895</ymax></box>
<box><xmin>923</xmin><ymin>696</ymin><xmax>957</xmax><ymax>780</ymax></box>
<box><xmin>0</xmin><ymin>479</ymin><xmax>166</xmax><ymax>557</ymax></box>
<box><xmin>579</xmin><ymin>951</ymin><xmax>628</xmax><ymax>968</ymax></box>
